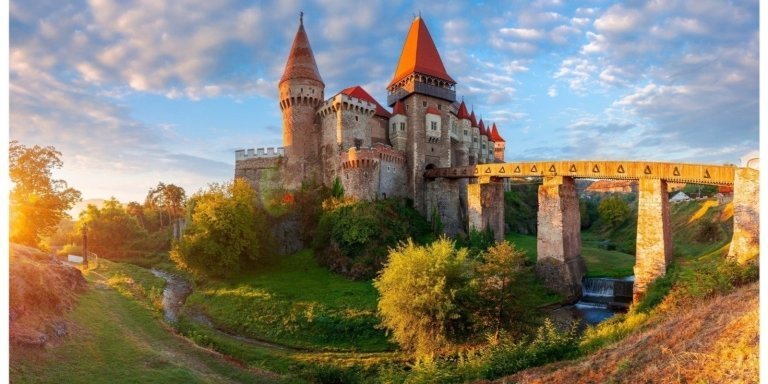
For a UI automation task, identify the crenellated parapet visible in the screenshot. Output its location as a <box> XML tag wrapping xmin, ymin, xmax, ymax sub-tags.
<box><xmin>235</xmin><ymin>147</ymin><xmax>285</xmax><ymax>160</ymax></box>
<box><xmin>317</xmin><ymin>93</ymin><xmax>377</xmax><ymax>118</ymax></box>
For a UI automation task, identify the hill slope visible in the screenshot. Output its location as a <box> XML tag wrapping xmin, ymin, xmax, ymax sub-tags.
<box><xmin>496</xmin><ymin>281</ymin><xmax>758</xmax><ymax>383</ymax></box>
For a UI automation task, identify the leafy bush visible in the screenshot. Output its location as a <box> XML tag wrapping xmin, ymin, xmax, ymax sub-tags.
<box><xmin>482</xmin><ymin>319</ymin><xmax>579</xmax><ymax>379</ymax></box>
<box><xmin>374</xmin><ymin>238</ymin><xmax>476</xmax><ymax>356</ymax></box>
<box><xmin>313</xmin><ymin>198</ymin><xmax>432</xmax><ymax>279</ymax></box>
<box><xmin>598</xmin><ymin>195</ymin><xmax>630</xmax><ymax>229</ymax></box>
<box><xmin>171</xmin><ymin>179</ymin><xmax>276</xmax><ymax>278</ymax></box>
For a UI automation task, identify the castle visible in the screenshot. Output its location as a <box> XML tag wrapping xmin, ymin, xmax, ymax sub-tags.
<box><xmin>235</xmin><ymin>14</ymin><xmax>505</xmax><ymax>233</ymax></box>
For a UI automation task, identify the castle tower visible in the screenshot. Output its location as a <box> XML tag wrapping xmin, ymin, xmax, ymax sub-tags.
<box><xmin>279</xmin><ymin>14</ymin><xmax>324</xmax><ymax>189</ymax></box>
<box><xmin>455</xmin><ymin>100</ymin><xmax>471</xmax><ymax>166</ymax></box>
<box><xmin>387</xmin><ymin>16</ymin><xmax>457</xmax><ymax>214</ymax></box>
<box><xmin>469</xmin><ymin>110</ymin><xmax>479</xmax><ymax>165</ymax></box>
<box><xmin>490</xmin><ymin>122</ymin><xmax>506</xmax><ymax>162</ymax></box>
<box><xmin>478</xmin><ymin>118</ymin><xmax>489</xmax><ymax>164</ymax></box>
<box><xmin>389</xmin><ymin>100</ymin><xmax>407</xmax><ymax>151</ymax></box>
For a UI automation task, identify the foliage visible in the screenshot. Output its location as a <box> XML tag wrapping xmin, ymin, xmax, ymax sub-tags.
<box><xmin>597</xmin><ymin>195</ymin><xmax>631</xmax><ymax>229</ymax></box>
<box><xmin>430</xmin><ymin>206</ymin><xmax>444</xmax><ymax>236</ymax></box>
<box><xmin>457</xmin><ymin>227</ymin><xmax>496</xmax><ymax>258</ymax></box>
<box><xmin>185</xmin><ymin>249</ymin><xmax>391</xmax><ymax>351</ymax></box>
<box><xmin>503</xmin><ymin>184</ymin><xmax>539</xmax><ymax>235</ymax></box>
<box><xmin>9</xmin><ymin>141</ymin><xmax>82</xmax><ymax>247</ymax></box>
<box><xmin>331</xmin><ymin>176</ymin><xmax>345</xmax><ymax>199</ymax></box>
<box><xmin>78</xmin><ymin>198</ymin><xmax>148</xmax><ymax>260</ymax></box>
<box><xmin>474</xmin><ymin>242</ymin><xmax>527</xmax><ymax>339</ymax></box>
<box><xmin>682</xmin><ymin>183</ymin><xmax>718</xmax><ymax>198</ymax></box>
<box><xmin>374</xmin><ymin>238</ymin><xmax>476</xmax><ymax>357</ymax></box>
<box><xmin>482</xmin><ymin>319</ymin><xmax>579</xmax><ymax>379</ymax></box>
<box><xmin>313</xmin><ymin>198</ymin><xmax>432</xmax><ymax>279</ymax></box>
<box><xmin>695</xmin><ymin>219</ymin><xmax>722</xmax><ymax>243</ymax></box>
<box><xmin>144</xmin><ymin>182</ymin><xmax>187</xmax><ymax>229</ymax></box>
<box><xmin>171</xmin><ymin>178</ymin><xmax>275</xmax><ymax>278</ymax></box>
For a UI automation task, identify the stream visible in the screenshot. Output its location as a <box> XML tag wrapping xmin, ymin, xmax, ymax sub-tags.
<box><xmin>550</xmin><ymin>276</ymin><xmax>634</xmax><ymax>327</ymax></box>
<box><xmin>150</xmin><ymin>269</ymin><xmax>192</xmax><ymax>324</ymax></box>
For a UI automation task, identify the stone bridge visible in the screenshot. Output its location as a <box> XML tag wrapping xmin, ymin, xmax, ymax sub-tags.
<box><xmin>424</xmin><ymin>160</ymin><xmax>759</xmax><ymax>303</ymax></box>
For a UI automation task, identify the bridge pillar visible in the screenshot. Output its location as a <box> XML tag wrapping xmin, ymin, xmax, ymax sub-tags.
<box><xmin>633</xmin><ymin>178</ymin><xmax>672</xmax><ymax>303</ymax></box>
<box><xmin>467</xmin><ymin>177</ymin><xmax>505</xmax><ymax>242</ymax></box>
<box><xmin>728</xmin><ymin>167</ymin><xmax>759</xmax><ymax>266</ymax></box>
<box><xmin>425</xmin><ymin>179</ymin><xmax>464</xmax><ymax>237</ymax></box>
<box><xmin>535</xmin><ymin>176</ymin><xmax>585</xmax><ymax>302</ymax></box>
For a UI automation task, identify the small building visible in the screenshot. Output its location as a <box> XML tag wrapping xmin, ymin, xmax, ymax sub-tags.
<box><xmin>669</xmin><ymin>191</ymin><xmax>691</xmax><ymax>203</ymax></box>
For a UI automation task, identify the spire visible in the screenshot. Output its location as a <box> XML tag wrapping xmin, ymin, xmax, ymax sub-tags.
<box><xmin>392</xmin><ymin>99</ymin><xmax>406</xmax><ymax>115</ymax></box>
<box><xmin>478</xmin><ymin>118</ymin><xmax>486</xmax><ymax>135</ymax></box>
<box><xmin>456</xmin><ymin>100</ymin><xmax>470</xmax><ymax>120</ymax></box>
<box><xmin>469</xmin><ymin>110</ymin><xmax>478</xmax><ymax>127</ymax></box>
<box><xmin>388</xmin><ymin>16</ymin><xmax>455</xmax><ymax>88</ymax></box>
<box><xmin>490</xmin><ymin>123</ymin><xmax>505</xmax><ymax>142</ymax></box>
<box><xmin>280</xmin><ymin>14</ymin><xmax>324</xmax><ymax>86</ymax></box>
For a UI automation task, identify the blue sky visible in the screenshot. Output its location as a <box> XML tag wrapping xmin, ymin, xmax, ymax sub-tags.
<box><xmin>9</xmin><ymin>0</ymin><xmax>760</xmax><ymax>203</ymax></box>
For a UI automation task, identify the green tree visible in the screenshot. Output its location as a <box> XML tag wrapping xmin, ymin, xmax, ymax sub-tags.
<box><xmin>598</xmin><ymin>195</ymin><xmax>630</xmax><ymax>228</ymax></box>
<box><xmin>374</xmin><ymin>238</ymin><xmax>476</xmax><ymax>357</ymax></box>
<box><xmin>78</xmin><ymin>198</ymin><xmax>147</xmax><ymax>259</ymax></box>
<box><xmin>10</xmin><ymin>141</ymin><xmax>81</xmax><ymax>246</ymax></box>
<box><xmin>170</xmin><ymin>178</ymin><xmax>274</xmax><ymax>277</ymax></box>
<box><xmin>475</xmin><ymin>241</ymin><xmax>527</xmax><ymax>340</ymax></box>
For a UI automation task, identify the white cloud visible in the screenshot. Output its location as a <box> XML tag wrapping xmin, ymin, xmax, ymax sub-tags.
<box><xmin>547</xmin><ymin>85</ymin><xmax>557</xmax><ymax>97</ymax></box>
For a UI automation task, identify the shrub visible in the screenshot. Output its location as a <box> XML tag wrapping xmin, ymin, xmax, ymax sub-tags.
<box><xmin>598</xmin><ymin>195</ymin><xmax>630</xmax><ymax>229</ymax></box>
<box><xmin>374</xmin><ymin>238</ymin><xmax>476</xmax><ymax>357</ymax></box>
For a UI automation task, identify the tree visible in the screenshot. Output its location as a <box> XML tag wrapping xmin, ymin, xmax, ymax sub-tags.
<box><xmin>374</xmin><ymin>238</ymin><xmax>476</xmax><ymax>357</ymax></box>
<box><xmin>78</xmin><ymin>198</ymin><xmax>147</xmax><ymax>259</ymax></box>
<box><xmin>10</xmin><ymin>141</ymin><xmax>81</xmax><ymax>246</ymax></box>
<box><xmin>170</xmin><ymin>178</ymin><xmax>274</xmax><ymax>277</ymax></box>
<box><xmin>598</xmin><ymin>195</ymin><xmax>630</xmax><ymax>228</ymax></box>
<box><xmin>475</xmin><ymin>241</ymin><xmax>527</xmax><ymax>341</ymax></box>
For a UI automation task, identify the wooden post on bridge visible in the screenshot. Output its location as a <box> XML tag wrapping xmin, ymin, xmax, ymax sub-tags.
<box><xmin>535</xmin><ymin>176</ymin><xmax>585</xmax><ymax>302</ymax></box>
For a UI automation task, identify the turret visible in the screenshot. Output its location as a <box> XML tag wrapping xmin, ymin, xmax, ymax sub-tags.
<box><xmin>478</xmin><ymin>118</ymin><xmax>489</xmax><ymax>164</ymax></box>
<box><xmin>389</xmin><ymin>100</ymin><xmax>407</xmax><ymax>151</ymax></box>
<box><xmin>279</xmin><ymin>13</ymin><xmax>324</xmax><ymax>188</ymax></box>
<box><xmin>490</xmin><ymin>122</ymin><xmax>505</xmax><ymax>162</ymax></box>
<box><xmin>469</xmin><ymin>110</ymin><xmax>480</xmax><ymax>164</ymax></box>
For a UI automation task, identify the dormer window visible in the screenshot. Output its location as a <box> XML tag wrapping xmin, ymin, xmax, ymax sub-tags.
<box><xmin>431</xmin><ymin>121</ymin><xmax>438</xmax><ymax>131</ymax></box>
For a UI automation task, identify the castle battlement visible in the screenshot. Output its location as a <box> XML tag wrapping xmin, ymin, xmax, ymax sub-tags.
<box><xmin>317</xmin><ymin>93</ymin><xmax>377</xmax><ymax>118</ymax></box>
<box><xmin>235</xmin><ymin>147</ymin><xmax>285</xmax><ymax>161</ymax></box>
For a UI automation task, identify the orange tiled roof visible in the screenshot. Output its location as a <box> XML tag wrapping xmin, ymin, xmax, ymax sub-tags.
<box><xmin>340</xmin><ymin>85</ymin><xmax>392</xmax><ymax>118</ymax></box>
<box><xmin>426</xmin><ymin>106</ymin><xmax>440</xmax><ymax>115</ymax></box>
<box><xmin>392</xmin><ymin>99</ymin><xmax>406</xmax><ymax>115</ymax></box>
<box><xmin>280</xmin><ymin>20</ymin><xmax>324</xmax><ymax>85</ymax></box>
<box><xmin>388</xmin><ymin>16</ymin><xmax>455</xmax><ymax>88</ymax></box>
<box><xmin>456</xmin><ymin>100</ymin><xmax>470</xmax><ymax>120</ymax></box>
<box><xmin>490</xmin><ymin>123</ymin><xmax>505</xmax><ymax>142</ymax></box>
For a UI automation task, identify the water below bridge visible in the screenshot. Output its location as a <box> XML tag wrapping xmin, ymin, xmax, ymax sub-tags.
<box><xmin>551</xmin><ymin>276</ymin><xmax>635</xmax><ymax>326</ymax></box>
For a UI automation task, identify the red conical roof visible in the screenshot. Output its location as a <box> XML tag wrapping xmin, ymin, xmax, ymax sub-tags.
<box><xmin>456</xmin><ymin>100</ymin><xmax>469</xmax><ymax>120</ymax></box>
<box><xmin>478</xmin><ymin>118</ymin><xmax>486</xmax><ymax>135</ymax></box>
<box><xmin>469</xmin><ymin>110</ymin><xmax>478</xmax><ymax>127</ymax></box>
<box><xmin>280</xmin><ymin>18</ymin><xmax>324</xmax><ymax>86</ymax></box>
<box><xmin>340</xmin><ymin>85</ymin><xmax>391</xmax><ymax>118</ymax></box>
<box><xmin>388</xmin><ymin>16</ymin><xmax>455</xmax><ymax>88</ymax></box>
<box><xmin>490</xmin><ymin>123</ymin><xmax>505</xmax><ymax>142</ymax></box>
<box><xmin>392</xmin><ymin>99</ymin><xmax>406</xmax><ymax>116</ymax></box>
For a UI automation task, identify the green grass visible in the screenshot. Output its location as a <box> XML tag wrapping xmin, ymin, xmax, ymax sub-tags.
<box><xmin>506</xmin><ymin>232</ymin><xmax>635</xmax><ymax>278</ymax></box>
<box><xmin>10</xmin><ymin>281</ymin><xmax>283</xmax><ymax>383</ymax></box>
<box><xmin>185</xmin><ymin>249</ymin><xmax>393</xmax><ymax>352</ymax></box>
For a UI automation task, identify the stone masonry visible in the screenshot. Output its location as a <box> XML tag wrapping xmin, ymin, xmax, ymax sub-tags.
<box><xmin>535</xmin><ymin>176</ymin><xmax>585</xmax><ymax>302</ymax></box>
<box><xmin>466</xmin><ymin>179</ymin><xmax>504</xmax><ymax>242</ymax></box>
<box><xmin>633</xmin><ymin>178</ymin><xmax>672</xmax><ymax>303</ymax></box>
<box><xmin>728</xmin><ymin>167</ymin><xmax>759</xmax><ymax>265</ymax></box>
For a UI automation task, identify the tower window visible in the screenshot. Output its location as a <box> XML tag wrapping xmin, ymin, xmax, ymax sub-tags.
<box><xmin>392</xmin><ymin>123</ymin><xmax>396</xmax><ymax>132</ymax></box>
<box><xmin>431</xmin><ymin>121</ymin><xmax>438</xmax><ymax>131</ymax></box>
<box><xmin>355</xmin><ymin>116</ymin><xmax>358</xmax><ymax>121</ymax></box>
<box><xmin>437</xmin><ymin>104</ymin><xmax>442</xmax><ymax>110</ymax></box>
<box><xmin>400</xmin><ymin>122</ymin><xmax>405</xmax><ymax>131</ymax></box>
<box><xmin>422</xmin><ymin>101</ymin><xmax>427</xmax><ymax>107</ymax></box>
<box><xmin>464</xmin><ymin>129</ymin><xmax>468</xmax><ymax>136</ymax></box>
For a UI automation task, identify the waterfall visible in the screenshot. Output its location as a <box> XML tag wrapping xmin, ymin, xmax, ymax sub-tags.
<box><xmin>582</xmin><ymin>278</ymin><xmax>615</xmax><ymax>298</ymax></box>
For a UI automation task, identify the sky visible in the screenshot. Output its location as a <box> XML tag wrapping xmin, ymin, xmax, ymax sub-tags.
<box><xmin>9</xmin><ymin>0</ymin><xmax>760</xmax><ymax>203</ymax></box>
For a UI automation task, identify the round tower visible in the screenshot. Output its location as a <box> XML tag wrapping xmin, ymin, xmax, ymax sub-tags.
<box><xmin>279</xmin><ymin>13</ymin><xmax>325</xmax><ymax>189</ymax></box>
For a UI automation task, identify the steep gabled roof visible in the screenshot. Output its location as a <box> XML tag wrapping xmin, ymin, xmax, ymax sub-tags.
<box><xmin>280</xmin><ymin>18</ymin><xmax>324</xmax><ymax>86</ymax></box>
<box><xmin>392</xmin><ymin>99</ymin><xmax>406</xmax><ymax>116</ymax></box>
<box><xmin>469</xmin><ymin>110</ymin><xmax>478</xmax><ymax>128</ymax></box>
<box><xmin>490</xmin><ymin>123</ymin><xmax>505</xmax><ymax>142</ymax></box>
<box><xmin>388</xmin><ymin>16</ymin><xmax>455</xmax><ymax>88</ymax></box>
<box><xmin>456</xmin><ymin>100</ymin><xmax>470</xmax><ymax>120</ymax></box>
<box><xmin>340</xmin><ymin>85</ymin><xmax>391</xmax><ymax>118</ymax></box>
